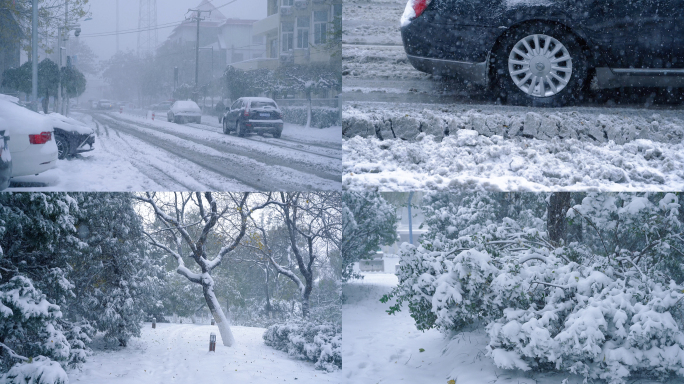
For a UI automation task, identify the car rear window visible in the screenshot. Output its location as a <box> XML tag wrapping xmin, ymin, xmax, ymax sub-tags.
<box><xmin>251</xmin><ymin>101</ymin><xmax>277</xmax><ymax>108</ymax></box>
<box><xmin>175</xmin><ymin>101</ymin><xmax>199</xmax><ymax>109</ymax></box>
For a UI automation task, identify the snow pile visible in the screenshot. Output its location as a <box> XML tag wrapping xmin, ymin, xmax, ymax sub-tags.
<box><xmin>1</xmin><ymin>356</ymin><xmax>69</xmax><ymax>384</ymax></box>
<box><xmin>343</xmin><ymin>133</ymin><xmax>684</xmax><ymax>191</ymax></box>
<box><xmin>263</xmin><ymin>320</ymin><xmax>342</xmax><ymax>372</ymax></box>
<box><xmin>343</xmin><ymin>103</ymin><xmax>684</xmax><ymax>144</ymax></box>
<box><xmin>385</xmin><ymin>192</ymin><xmax>684</xmax><ymax>384</ymax></box>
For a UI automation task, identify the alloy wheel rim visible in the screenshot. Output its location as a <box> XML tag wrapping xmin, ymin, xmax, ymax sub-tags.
<box><xmin>508</xmin><ymin>34</ymin><xmax>572</xmax><ymax>98</ymax></box>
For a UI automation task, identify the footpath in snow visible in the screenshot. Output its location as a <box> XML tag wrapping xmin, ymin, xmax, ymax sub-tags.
<box><xmin>343</xmin><ymin>273</ymin><xmax>677</xmax><ymax>384</ymax></box>
<box><xmin>69</xmin><ymin>323</ymin><xmax>340</xmax><ymax>384</ymax></box>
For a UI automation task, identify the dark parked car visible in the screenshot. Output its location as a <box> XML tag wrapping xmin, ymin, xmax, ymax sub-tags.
<box><xmin>0</xmin><ymin>129</ymin><xmax>11</xmax><ymax>190</ymax></box>
<box><xmin>222</xmin><ymin>97</ymin><xmax>283</xmax><ymax>138</ymax></box>
<box><xmin>49</xmin><ymin>113</ymin><xmax>96</xmax><ymax>160</ymax></box>
<box><xmin>401</xmin><ymin>0</ymin><xmax>684</xmax><ymax>105</ymax></box>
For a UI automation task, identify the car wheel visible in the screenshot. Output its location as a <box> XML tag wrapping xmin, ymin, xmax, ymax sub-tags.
<box><xmin>236</xmin><ymin>122</ymin><xmax>246</xmax><ymax>137</ymax></box>
<box><xmin>174</xmin><ymin>116</ymin><xmax>180</xmax><ymax>124</ymax></box>
<box><xmin>491</xmin><ymin>23</ymin><xmax>588</xmax><ymax>107</ymax></box>
<box><xmin>222</xmin><ymin>120</ymin><xmax>228</xmax><ymax>134</ymax></box>
<box><xmin>55</xmin><ymin>134</ymin><xmax>70</xmax><ymax>160</ymax></box>
<box><xmin>273</xmin><ymin>130</ymin><xmax>282</xmax><ymax>138</ymax></box>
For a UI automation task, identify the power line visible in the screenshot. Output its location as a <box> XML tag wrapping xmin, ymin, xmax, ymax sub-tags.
<box><xmin>79</xmin><ymin>0</ymin><xmax>245</xmax><ymax>39</ymax></box>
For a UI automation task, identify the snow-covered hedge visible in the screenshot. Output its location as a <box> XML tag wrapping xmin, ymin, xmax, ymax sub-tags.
<box><xmin>386</xmin><ymin>192</ymin><xmax>684</xmax><ymax>384</ymax></box>
<box><xmin>1</xmin><ymin>356</ymin><xmax>69</xmax><ymax>384</ymax></box>
<box><xmin>281</xmin><ymin>106</ymin><xmax>340</xmax><ymax>128</ymax></box>
<box><xmin>263</xmin><ymin>320</ymin><xmax>342</xmax><ymax>372</ymax></box>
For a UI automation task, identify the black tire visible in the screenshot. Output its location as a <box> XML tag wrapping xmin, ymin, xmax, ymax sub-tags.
<box><xmin>236</xmin><ymin>121</ymin><xmax>246</xmax><ymax>137</ymax></box>
<box><xmin>273</xmin><ymin>130</ymin><xmax>282</xmax><ymax>138</ymax></box>
<box><xmin>222</xmin><ymin>120</ymin><xmax>228</xmax><ymax>134</ymax></box>
<box><xmin>55</xmin><ymin>134</ymin><xmax>70</xmax><ymax>160</ymax></box>
<box><xmin>174</xmin><ymin>116</ymin><xmax>180</xmax><ymax>124</ymax></box>
<box><xmin>490</xmin><ymin>23</ymin><xmax>588</xmax><ymax>107</ymax></box>
<box><xmin>196</xmin><ymin>117</ymin><xmax>201</xmax><ymax>124</ymax></box>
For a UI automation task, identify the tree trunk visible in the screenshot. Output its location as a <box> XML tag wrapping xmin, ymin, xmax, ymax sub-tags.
<box><xmin>548</xmin><ymin>193</ymin><xmax>572</xmax><ymax>244</ymax></box>
<box><xmin>306</xmin><ymin>93</ymin><xmax>312</xmax><ymax>129</ymax></box>
<box><xmin>203</xmin><ymin>284</ymin><xmax>235</xmax><ymax>347</ymax></box>
<box><xmin>302</xmin><ymin>279</ymin><xmax>313</xmax><ymax>318</ymax></box>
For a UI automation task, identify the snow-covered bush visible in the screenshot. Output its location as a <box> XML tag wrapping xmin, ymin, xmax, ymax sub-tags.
<box><xmin>280</xmin><ymin>106</ymin><xmax>340</xmax><ymax>128</ymax></box>
<box><xmin>1</xmin><ymin>356</ymin><xmax>69</xmax><ymax>384</ymax></box>
<box><xmin>263</xmin><ymin>320</ymin><xmax>342</xmax><ymax>372</ymax></box>
<box><xmin>387</xmin><ymin>192</ymin><xmax>684</xmax><ymax>384</ymax></box>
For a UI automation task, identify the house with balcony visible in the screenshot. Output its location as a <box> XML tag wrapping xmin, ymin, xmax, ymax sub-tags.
<box><xmin>232</xmin><ymin>0</ymin><xmax>341</xmax><ymax>74</ymax></box>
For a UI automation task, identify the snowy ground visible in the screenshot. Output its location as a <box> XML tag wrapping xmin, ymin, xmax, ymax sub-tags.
<box><xmin>343</xmin><ymin>102</ymin><xmax>684</xmax><ymax>191</ymax></box>
<box><xmin>342</xmin><ymin>272</ymin><xmax>678</xmax><ymax>384</ymax></box>
<box><xmin>68</xmin><ymin>322</ymin><xmax>340</xmax><ymax>384</ymax></box>
<box><xmin>8</xmin><ymin>109</ymin><xmax>341</xmax><ymax>191</ymax></box>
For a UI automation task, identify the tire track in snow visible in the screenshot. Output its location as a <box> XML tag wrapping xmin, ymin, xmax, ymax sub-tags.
<box><xmin>93</xmin><ymin>114</ymin><xmax>339</xmax><ymax>190</ymax></box>
<box><xmin>92</xmin><ymin>116</ymin><xmax>250</xmax><ymax>191</ymax></box>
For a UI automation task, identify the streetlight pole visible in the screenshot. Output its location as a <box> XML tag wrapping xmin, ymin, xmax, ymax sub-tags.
<box><xmin>31</xmin><ymin>0</ymin><xmax>38</xmax><ymax>110</ymax></box>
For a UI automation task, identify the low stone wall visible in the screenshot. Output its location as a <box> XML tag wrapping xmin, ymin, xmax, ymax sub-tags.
<box><xmin>343</xmin><ymin>104</ymin><xmax>684</xmax><ymax>144</ymax></box>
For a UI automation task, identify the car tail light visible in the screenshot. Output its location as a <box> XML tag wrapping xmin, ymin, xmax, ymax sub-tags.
<box><xmin>243</xmin><ymin>108</ymin><xmax>250</xmax><ymax>117</ymax></box>
<box><xmin>278</xmin><ymin>112</ymin><xmax>283</xmax><ymax>119</ymax></box>
<box><xmin>412</xmin><ymin>0</ymin><xmax>431</xmax><ymax>19</ymax></box>
<box><xmin>29</xmin><ymin>132</ymin><xmax>52</xmax><ymax>145</ymax></box>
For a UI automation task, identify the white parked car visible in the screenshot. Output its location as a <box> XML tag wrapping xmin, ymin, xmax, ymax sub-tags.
<box><xmin>168</xmin><ymin>100</ymin><xmax>202</xmax><ymax>124</ymax></box>
<box><xmin>0</xmin><ymin>95</ymin><xmax>58</xmax><ymax>177</ymax></box>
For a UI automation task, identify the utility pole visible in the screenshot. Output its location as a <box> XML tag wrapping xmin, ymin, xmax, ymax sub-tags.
<box><xmin>116</xmin><ymin>0</ymin><xmax>119</xmax><ymax>52</ymax></box>
<box><xmin>188</xmin><ymin>8</ymin><xmax>211</xmax><ymax>101</ymax></box>
<box><xmin>31</xmin><ymin>0</ymin><xmax>38</xmax><ymax>110</ymax></box>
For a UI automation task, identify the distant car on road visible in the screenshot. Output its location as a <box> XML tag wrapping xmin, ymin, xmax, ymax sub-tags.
<box><xmin>0</xmin><ymin>129</ymin><xmax>11</xmax><ymax>190</ymax></box>
<box><xmin>90</xmin><ymin>100</ymin><xmax>98</xmax><ymax>109</ymax></box>
<box><xmin>168</xmin><ymin>100</ymin><xmax>202</xmax><ymax>124</ymax></box>
<box><xmin>153</xmin><ymin>101</ymin><xmax>173</xmax><ymax>111</ymax></box>
<box><xmin>98</xmin><ymin>100</ymin><xmax>114</xmax><ymax>110</ymax></box>
<box><xmin>48</xmin><ymin>113</ymin><xmax>96</xmax><ymax>160</ymax></box>
<box><xmin>222</xmin><ymin>97</ymin><xmax>283</xmax><ymax>138</ymax></box>
<box><xmin>0</xmin><ymin>96</ymin><xmax>57</xmax><ymax>177</ymax></box>
<box><xmin>401</xmin><ymin>0</ymin><xmax>684</xmax><ymax>106</ymax></box>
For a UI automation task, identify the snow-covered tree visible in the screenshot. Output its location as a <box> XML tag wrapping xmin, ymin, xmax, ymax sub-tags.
<box><xmin>251</xmin><ymin>193</ymin><xmax>341</xmax><ymax>318</ymax></box>
<box><xmin>135</xmin><ymin>192</ymin><xmax>272</xmax><ymax>347</ymax></box>
<box><xmin>341</xmin><ymin>192</ymin><xmax>398</xmax><ymax>281</ymax></box>
<box><xmin>67</xmin><ymin>193</ymin><xmax>162</xmax><ymax>347</ymax></box>
<box><xmin>385</xmin><ymin>192</ymin><xmax>684</xmax><ymax>384</ymax></box>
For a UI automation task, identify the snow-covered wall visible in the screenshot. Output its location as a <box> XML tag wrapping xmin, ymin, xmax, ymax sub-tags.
<box><xmin>343</xmin><ymin>103</ymin><xmax>684</xmax><ymax>145</ymax></box>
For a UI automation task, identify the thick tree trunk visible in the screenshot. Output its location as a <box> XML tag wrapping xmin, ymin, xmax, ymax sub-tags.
<box><xmin>302</xmin><ymin>280</ymin><xmax>313</xmax><ymax>318</ymax></box>
<box><xmin>548</xmin><ymin>193</ymin><xmax>572</xmax><ymax>244</ymax></box>
<box><xmin>203</xmin><ymin>284</ymin><xmax>235</xmax><ymax>347</ymax></box>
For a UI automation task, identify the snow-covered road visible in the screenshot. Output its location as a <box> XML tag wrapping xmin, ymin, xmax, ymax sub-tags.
<box><xmin>68</xmin><ymin>322</ymin><xmax>340</xmax><ymax>384</ymax></box>
<box><xmin>8</xmin><ymin>110</ymin><xmax>341</xmax><ymax>191</ymax></box>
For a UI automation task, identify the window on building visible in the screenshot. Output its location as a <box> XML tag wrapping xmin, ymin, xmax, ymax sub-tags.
<box><xmin>252</xmin><ymin>35</ymin><xmax>264</xmax><ymax>45</ymax></box>
<box><xmin>282</xmin><ymin>0</ymin><xmax>293</xmax><ymax>6</ymax></box>
<box><xmin>313</xmin><ymin>10</ymin><xmax>328</xmax><ymax>45</ymax></box>
<box><xmin>270</xmin><ymin>39</ymin><xmax>278</xmax><ymax>58</ymax></box>
<box><xmin>282</xmin><ymin>23</ymin><xmax>294</xmax><ymax>52</ymax></box>
<box><xmin>296</xmin><ymin>17</ymin><xmax>309</xmax><ymax>49</ymax></box>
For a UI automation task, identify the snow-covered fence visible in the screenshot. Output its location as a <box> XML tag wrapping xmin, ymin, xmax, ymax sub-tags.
<box><xmin>343</xmin><ymin>103</ymin><xmax>684</xmax><ymax>144</ymax></box>
<box><xmin>358</xmin><ymin>259</ymin><xmax>384</xmax><ymax>272</ymax></box>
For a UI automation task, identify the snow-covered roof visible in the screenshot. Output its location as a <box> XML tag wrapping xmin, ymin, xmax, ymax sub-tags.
<box><xmin>47</xmin><ymin>113</ymin><xmax>94</xmax><ymax>135</ymax></box>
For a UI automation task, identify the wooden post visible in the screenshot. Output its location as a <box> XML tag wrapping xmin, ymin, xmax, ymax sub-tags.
<box><xmin>152</xmin><ymin>317</ymin><xmax>156</xmax><ymax>329</ymax></box>
<box><xmin>209</xmin><ymin>332</ymin><xmax>216</xmax><ymax>352</ymax></box>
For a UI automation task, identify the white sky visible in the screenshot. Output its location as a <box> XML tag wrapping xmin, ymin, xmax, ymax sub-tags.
<box><xmin>79</xmin><ymin>0</ymin><xmax>267</xmax><ymax>61</ymax></box>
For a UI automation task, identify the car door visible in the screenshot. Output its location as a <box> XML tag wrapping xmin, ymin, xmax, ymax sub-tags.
<box><xmin>230</xmin><ymin>100</ymin><xmax>242</xmax><ymax>122</ymax></box>
<box><xmin>642</xmin><ymin>0</ymin><xmax>684</xmax><ymax>68</ymax></box>
<box><xmin>579</xmin><ymin>0</ymin><xmax>645</xmax><ymax>68</ymax></box>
